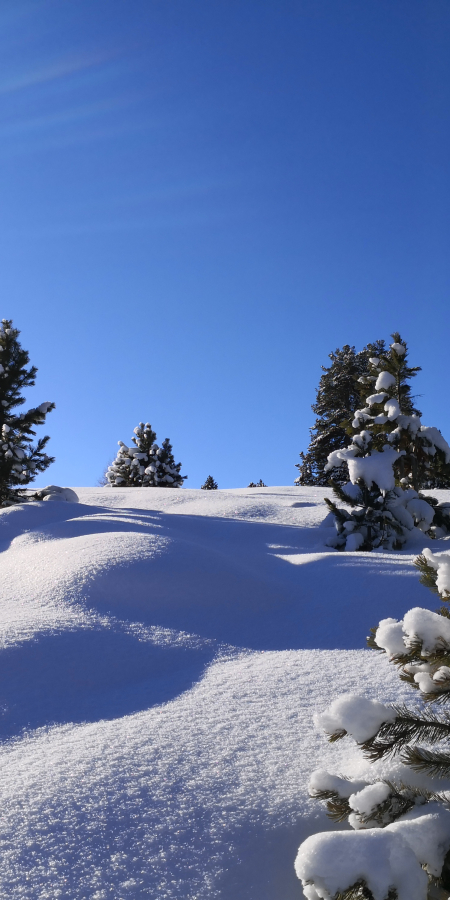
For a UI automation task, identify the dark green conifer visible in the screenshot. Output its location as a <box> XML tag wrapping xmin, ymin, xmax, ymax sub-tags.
<box><xmin>201</xmin><ymin>475</ymin><xmax>218</xmax><ymax>490</ymax></box>
<box><xmin>0</xmin><ymin>319</ymin><xmax>55</xmax><ymax>506</ymax></box>
<box><xmin>296</xmin><ymin>341</ymin><xmax>386</xmax><ymax>486</ymax></box>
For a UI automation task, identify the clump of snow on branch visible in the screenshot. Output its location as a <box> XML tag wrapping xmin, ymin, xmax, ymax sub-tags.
<box><xmin>422</xmin><ymin>547</ymin><xmax>450</xmax><ymax>596</ymax></box>
<box><xmin>375</xmin><ymin>370</ymin><xmax>397</xmax><ymax>391</ymax></box>
<box><xmin>296</xmin><ymin>805</ymin><xmax>450</xmax><ymax>900</ymax></box>
<box><xmin>390</xmin><ymin>342</ymin><xmax>406</xmax><ymax>355</ymax></box>
<box><xmin>346</xmin><ymin>447</ymin><xmax>403</xmax><ymax>492</ymax></box>
<box><xmin>315</xmin><ymin>694</ymin><xmax>396</xmax><ymax>743</ymax></box>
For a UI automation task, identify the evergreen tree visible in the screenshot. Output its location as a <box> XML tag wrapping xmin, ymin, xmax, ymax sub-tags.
<box><xmin>296</xmin><ymin>341</ymin><xmax>387</xmax><ymax>486</ymax></box>
<box><xmin>201</xmin><ymin>475</ymin><xmax>218</xmax><ymax>490</ymax></box>
<box><xmin>248</xmin><ymin>479</ymin><xmax>267</xmax><ymax>487</ymax></box>
<box><xmin>0</xmin><ymin>319</ymin><xmax>55</xmax><ymax>506</ymax></box>
<box><xmin>295</xmin><ymin>549</ymin><xmax>450</xmax><ymax>900</ymax></box>
<box><xmin>324</xmin><ymin>334</ymin><xmax>450</xmax><ymax>550</ymax></box>
<box><xmin>106</xmin><ymin>422</ymin><xmax>186</xmax><ymax>487</ymax></box>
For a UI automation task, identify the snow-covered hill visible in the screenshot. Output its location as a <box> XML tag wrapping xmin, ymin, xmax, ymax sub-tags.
<box><xmin>0</xmin><ymin>485</ymin><xmax>447</xmax><ymax>899</ymax></box>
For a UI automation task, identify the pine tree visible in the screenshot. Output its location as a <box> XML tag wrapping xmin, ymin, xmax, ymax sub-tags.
<box><xmin>295</xmin><ymin>341</ymin><xmax>387</xmax><ymax>486</ymax></box>
<box><xmin>0</xmin><ymin>319</ymin><xmax>55</xmax><ymax>506</ymax></box>
<box><xmin>324</xmin><ymin>334</ymin><xmax>450</xmax><ymax>551</ymax></box>
<box><xmin>201</xmin><ymin>475</ymin><xmax>218</xmax><ymax>490</ymax></box>
<box><xmin>248</xmin><ymin>479</ymin><xmax>267</xmax><ymax>487</ymax></box>
<box><xmin>106</xmin><ymin>422</ymin><xmax>187</xmax><ymax>487</ymax></box>
<box><xmin>295</xmin><ymin>549</ymin><xmax>450</xmax><ymax>900</ymax></box>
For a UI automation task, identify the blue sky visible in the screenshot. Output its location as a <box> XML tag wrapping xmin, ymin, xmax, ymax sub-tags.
<box><xmin>3</xmin><ymin>0</ymin><xmax>450</xmax><ymax>488</ymax></box>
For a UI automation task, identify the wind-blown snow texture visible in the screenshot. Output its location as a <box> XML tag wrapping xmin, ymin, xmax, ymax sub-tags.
<box><xmin>0</xmin><ymin>485</ymin><xmax>449</xmax><ymax>899</ymax></box>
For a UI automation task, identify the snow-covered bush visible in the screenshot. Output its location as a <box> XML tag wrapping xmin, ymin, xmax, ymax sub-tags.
<box><xmin>295</xmin><ymin>549</ymin><xmax>450</xmax><ymax>900</ymax></box>
<box><xmin>34</xmin><ymin>485</ymin><xmax>79</xmax><ymax>503</ymax></box>
<box><xmin>324</xmin><ymin>334</ymin><xmax>450</xmax><ymax>550</ymax></box>
<box><xmin>106</xmin><ymin>422</ymin><xmax>186</xmax><ymax>488</ymax></box>
<box><xmin>0</xmin><ymin>319</ymin><xmax>55</xmax><ymax>506</ymax></box>
<box><xmin>201</xmin><ymin>475</ymin><xmax>218</xmax><ymax>490</ymax></box>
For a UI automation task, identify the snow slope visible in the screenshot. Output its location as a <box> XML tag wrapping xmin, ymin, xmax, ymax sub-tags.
<box><xmin>0</xmin><ymin>485</ymin><xmax>447</xmax><ymax>899</ymax></box>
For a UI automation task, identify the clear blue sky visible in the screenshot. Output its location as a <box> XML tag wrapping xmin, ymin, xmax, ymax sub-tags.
<box><xmin>3</xmin><ymin>0</ymin><xmax>450</xmax><ymax>488</ymax></box>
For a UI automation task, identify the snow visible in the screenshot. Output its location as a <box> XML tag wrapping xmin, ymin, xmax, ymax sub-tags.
<box><xmin>0</xmin><ymin>484</ymin><xmax>449</xmax><ymax>898</ymax></box>
<box><xmin>295</xmin><ymin>813</ymin><xmax>437</xmax><ymax>900</ymax></box>
<box><xmin>405</xmin><ymin>497</ymin><xmax>435</xmax><ymax>531</ymax></box>
<box><xmin>423</xmin><ymin>547</ymin><xmax>450</xmax><ymax>596</ymax></box>
<box><xmin>341</xmin><ymin>481</ymin><xmax>362</xmax><ymax>501</ymax></box>
<box><xmin>403</xmin><ymin>606</ymin><xmax>450</xmax><ymax>655</ymax></box>
<box><xmin>374</xmin><ymin>617</ymin><xmax>407</xmax><ymax>657</ymax></box>
<box><xmin>366</xmin><ymin>392</ymin><xmax>388</xmax><ymax>406</ymax></box>
<box><xmin>348</xmin><ymin>782</ymin><xmax>391</xmax><ymax>818</ymax></box>
<box><xmin>309</xmin><ymin>769</ymin><xmax>367</xmax><ymax>798</ymax></box>
<box><xmin>347</xmin><ymin>446</ymin><xmax>404</xmax><ymax>491</ymax></box>
<box><xmin>324</xmin><ymin>446</ymin><xmax>358</xmax><ymax>471</ymax></box>
<box><xmin>35</xmin><ymin>484</ymin><xmax>80</xmax><ymax>503</ymax></box>
<box><xmin>295</xmin><ymin>828</ymin><xmax>427</xmax><ymax>900</ymax></box>
<box><xmin>391</xmin><ymin>342</ymin><xmax>406</xmax><ymax>356</ymax></box>
<box><xmin>384</xmin><ymin>397</ymin><xmax>401</xmax><ymax>420</ymax></box>
<box><xmin>315</xmin><ymin>694</ymin><xmax>396</xmax><ymax>743</ymax></box>
<box><xmin>345</xmin><ymin>532</ymin><xmax>364</xmax><ymax>551</ymax></box>
<box><xmin>420</xmin><ymin>426</ymin><xmax>450</xmax><ymax>464</ymax></box>
<box><xmin>397</xmin><ymin>414</ymin><xmax>421</xmax><ymax>435</ymax></box>
<box><xmin>375</xmin><ymin>370</ymin><xmax>397</xmax><ymax>391</ymax></box>
<box><xmin>374</xmin><ymin>603</ymin><xmax>450</xmax><ymax>682</ymax></box>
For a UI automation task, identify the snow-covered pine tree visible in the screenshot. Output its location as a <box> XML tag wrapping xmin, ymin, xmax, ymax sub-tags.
<box><xmin>248</xmin><ymin>479</ymin><xmax>267</xmax><ymax>487</ymax></box>
<box><xmin>106</xmin><ymin>423</ymin><xmax>187</xmax><ymax>487</ymax></box>
<box><xmin>295</xmin><ymin>341</ymin><xmax>387</xmax><ymax>486</ymax></box>
<box><xmin>324</xmin><ymin>334</ymin><xmax>450</xmax><ymax>551</ymax></box>
<box><xmin>201</xmin><ymin>475</ymin><xmax>218</xmax><ymax>490</ymax></box>
<box><xmin>295</xmin><ymin>549</ymin><xmax>450</xmax><ymax>900</ymax></box>
<box><xmin>0</xmin><ymin>319</ymin><xmax>55</xmax><ymax>506</ymax></box>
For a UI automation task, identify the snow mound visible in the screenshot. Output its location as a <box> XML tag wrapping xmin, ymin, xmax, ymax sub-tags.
<box><xmin>35</xmin><ymin>484</ymin><xmax>79</xmax><ymax>502</ymax></box>
<box><xmin>0</xmin><ymin>485</ymin><xmax>447</xmax><ymax>898</ymax></box>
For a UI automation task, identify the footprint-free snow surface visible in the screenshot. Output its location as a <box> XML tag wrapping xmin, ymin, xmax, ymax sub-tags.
<box><xmin>0</xmin><ymin>485</ymin><xmax>447</xmax><ymax>899</ymax></box>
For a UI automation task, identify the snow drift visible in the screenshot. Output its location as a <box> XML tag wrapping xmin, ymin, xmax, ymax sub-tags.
<box><xmin>0</xmin><ymin>485</ymin><xmax>448</xmax><ymax>899</ymax></box>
